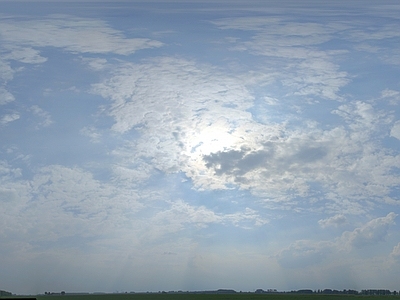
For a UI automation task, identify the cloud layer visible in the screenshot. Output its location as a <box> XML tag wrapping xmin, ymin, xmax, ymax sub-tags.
<box><xmin>1</xmin><ymin>1</ymin><xmax>400</xmax><ymax>294</ymax></box>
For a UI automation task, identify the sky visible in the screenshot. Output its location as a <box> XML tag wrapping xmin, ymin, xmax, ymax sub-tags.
<box><xmin>1</xmin><ymin>0</ymin><xmax>400</xmax><ymax>295</ymax></box>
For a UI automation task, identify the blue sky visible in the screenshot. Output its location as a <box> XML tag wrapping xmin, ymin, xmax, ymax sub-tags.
<box><xmin>1</xmin><ymin>0</ymin><xmax>400</xmax><ymax>295</ymax></box>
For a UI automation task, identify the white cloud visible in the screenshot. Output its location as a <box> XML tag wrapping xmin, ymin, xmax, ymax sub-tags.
<box><xmin>319</xmin><ymin>214</ymin><xmax>347</xmax><ymax>228</ymax></box>
<box><xmin>0</xmin><ymin>59</ymin><xmax>15</xmax><ymax>82</ymax></box>
<box><xmin>0</xmin><ymin>160</ymin><xmax>22</xmax><ymax>182</ymax></box>
<box><xmin>0</xmin><ymin>15</ymin><xmax>163</xmax><ymax>56</ymax></box>
<box><xmin>391</xmin><ymin>242</ymin><xmax>400</xmax><ymax>258</ymax></box>
<box><xmin>390</xmin><ymin>121</ymin><xmax>400</xmax><ymax>140</ymax></box>
<box><xmin>332</xmin><ymin>101</ymin><xmax>390</xmax><ymax>134</ymax></box>
<box><xmin>90</xmin><ymin>55</ymin><xmax>400</xmax><ymax>215</ymax></box>
<box><xmin>381</xmin><ymin>89</ymin><xmax>400</xmax><ymax>100</ymax></box>
<box><xmin>0</xmin><ymin>165</ymin><xmax>144</xmax><ymax>244</ymax></box>
<box><xmin>80</xmin><ymin>126</ymin><xmax>101</xmax><ymax>143</ymax></box>
<box><xmin>30</xmin><ymin>105</ymin><xmax>53</xmax><ymax>128</ymax></box>
<box><xmin>145</xmin><ymin>200</ymin><xmax>268</xmax><ymax>240</ymax></box>
<box><xmin>341</xmin><ymin>212</ymin><xmax>397</xmax><ymax>249</ymax></box>
<box><xmin>0</xmin><ymin>161</ymin><xmax>270</xmax><ymax>287</ymax></box>
<box><xmin>91</xmin><ymin>56</ymin><xmax>256</xmax><ymax>183</ymax></box>
<box><xmin>212</xmin><ymin>17</ymin><xmax>350</xmax><ymax>101</ymax></box>
<box><xmin>278</xmin><ymin>213</ymin><xmax>398</xmax><ymax>269</ymax></box>
<box><xmin>0</xmin><ymin>113</ymin><xmax>19</xmax><ymax>125</ymax></box>
<box><xmin>346</xmin><ymin>24</ymin><xmax>400</xmax><ymax>42</ymax></box>
<box><xmin>3</xmin><ymin>46</ymin><xmax>47</xmax><ymax>64</ymax></box>
<box><xmin>0</xmin><ymin>86</ymin><xmax>15</xmax><ymax>105</ymax></box>
<box><xmin>150</xmin><ymin>200</ymin><xmax>222</xmax><ymax>237</ymax></box>
<box><xmin>81</xmin><ymin>57</ymin><xmax>109</xmax><ymax>71</ymax></box>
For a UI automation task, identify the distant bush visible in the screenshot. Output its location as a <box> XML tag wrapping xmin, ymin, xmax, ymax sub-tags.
<box><xmin>0</xmin><ymin>290</ymin><xmax>12</xmax><ymax>296</ymax></box>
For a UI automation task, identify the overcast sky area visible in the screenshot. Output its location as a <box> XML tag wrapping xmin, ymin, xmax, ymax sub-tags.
<box><xmin>1</xmin><ymin>0</ymin><xmax>400</xmax><ymax>295</ymax></box>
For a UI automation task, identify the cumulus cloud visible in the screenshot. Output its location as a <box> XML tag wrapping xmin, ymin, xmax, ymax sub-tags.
<box><xmin>341</xmin><ymin>212</ymin><xmax>397</xmax><ymax>249</ymax></box>
<box><xmin>278</xmin><ymin>213</ymin><xmax>398</xmax><ymax>269</ymax></box>
<box><xmin>319</xmin><ymin>214</ymin><xmax>347</xmax><ymax>228</ymax></box>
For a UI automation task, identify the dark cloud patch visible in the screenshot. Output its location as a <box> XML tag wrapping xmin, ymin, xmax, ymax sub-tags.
<box><xmin>203</xmin><ymin>143</ymin><xmax>327</xmax><ymax>178</ymax></box>
<box><xmin>203</xmin><ymin>148</ymin><xmax>246</xmax><ymax>175</ymax></box>
<box><xmin>203</xmin><ymin>146</ymin><xmax>273</xmax><ymax>176</ymax></box>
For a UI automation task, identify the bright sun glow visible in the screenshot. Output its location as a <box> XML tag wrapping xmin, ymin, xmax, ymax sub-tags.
<box><xmin>186</xmin><ymin>119</ymin><xmax>241</xmax><ymax>157</ymax></box>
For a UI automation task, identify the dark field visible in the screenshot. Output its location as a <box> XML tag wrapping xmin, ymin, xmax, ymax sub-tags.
<box><xmin>3</xmin><ymin>294</ymin><xmax>400</xmax><ymax>300</ymax></box>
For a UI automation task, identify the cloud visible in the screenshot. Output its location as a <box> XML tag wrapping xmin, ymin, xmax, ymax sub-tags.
<box><xmin>391</xmin><ymin>242</ymin><xmax>400</xmax><ymax>258</ymax></box>
<box><xmin>332</xmin><ymin>101</ymin><xmax>390</xmax><ymax>134</ymax></box>
<box><xmin>0</xmin><ymin>165</ymin><xmax>145</xmax><ymax>247</ymax></box>
<box><xmin>91</xmin><ymin>56</ymin><xmax>256</xmax><ymax>184</ymax></box>
<box><xmin>81</xmin><ymin>57</ymin><xmax>109</xmax><ymax>71</ymax></box>
<box><xmin>80</xmin><ymin>126</ymin><xmax>102</xmax><ymax>143</ymax></box>
<box><xmin>203</xmin><ymin>146</ymin><xmax>273</xmax><ymax>176</ymax></box>
<box><xmin>1</xmin><ymin>1</ymin><xmax>400</xmax><ymax>294</ymax></box>
<box><xmin>278</xmin><ymin>213</ymin><xmax>398</xmax><ymax>269</ymax></box>
<box><xmin>151</xmin><ymin>199</ymin><xmax>222</xmax><ymax>236</ymax></box>
<box><xmin>390</xmin><ymin>121</ymin><xmax>400</xmax><ymax>140</ymax></box>
<box><xmin>0</xmin><ymin>59</ymin><xmax>15</xmax><ymax>82</ymax></box>
<box><xmin>0</xmin><ymin>160</ymin><xmax>22</xmax><ymax>181</ymax></box>
<box><xmin>30</xmin><ymin>105</ymin><xmax>53</xmax><ymax>128</ymax></box>
<box><xmin>346</xmin><ymin>24</ymin><xmax>400</xmax><ymax>42</ymax></box>
<box><xmin>212</xmin><ymin>17</ymin><xmax>350</xmax><ymax>101</ymax></box>
<box><xmin>0</xmin><ymin>162</ymin><xmax>268</xmax><ymax>258</ymax></box>
<box><xmin>148</xmin><ymin>200</ymin><xmax>268</xmax><ymax>240</ymax></box>
<box><xmin>0</xmin><ymin>15</ymin><xmax>163</xmax><ymax>56</ymax></box>
<box><xmin>0</xmin><ymin>113</ymin><xmax>19</xmax><ymax>125</ymax></box>
<box><xmin>90</xmin><ymin>55</ymin><xmax>400</xmax><ymax>215</ymax></box>
<box><xmin>3</xmin><ymin>46</ymin><xmax>47</xmax><ymax>64</ymax></box>
<box><xmin>319</xmin><ymin>214</ymin><xmax>347</xmax><ymax>228</ymax></box>
<box><xmin>0</xmin><ymin>86</ymin><xmax>15</xmax><ymax>105</ymax></box>
<box><xmin>277</xmin><ymin>240</ymin><xmax>332</xmax><ymax>269</ymax></box>
<box><xmin>341</xmin><ymin>212</ymin><xmax>397</xmax><ymax>249</ymax></box>
<box><xmin>381</xmin><ymin>89</ymin><xmax>400</xmax><ymax>105</ymax></box>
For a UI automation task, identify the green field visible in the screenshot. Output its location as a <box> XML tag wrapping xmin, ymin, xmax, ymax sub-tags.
<box><xmin>3</xmin><ymin>294</ymin><xmax>400</xmax><ymax>300</ymax></box>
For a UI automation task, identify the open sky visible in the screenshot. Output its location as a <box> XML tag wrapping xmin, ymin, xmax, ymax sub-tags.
<box><xmin>1</xmin><ymin>0</ymin><xmax>400</xmax><ymax>295</ymax></box>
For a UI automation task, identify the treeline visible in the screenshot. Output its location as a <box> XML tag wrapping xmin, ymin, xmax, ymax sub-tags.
<box><xmin>288</xmin><ymin>289</ymin><xmax>398</xmax><ymax>295</ymax></box>
<box><xmin>0</xmin><ymin>290</ymin><xmax>12</xmax><ymax>296</ymax></box>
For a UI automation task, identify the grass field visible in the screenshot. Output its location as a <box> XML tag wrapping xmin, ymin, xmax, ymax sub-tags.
<box><xmin>3</xmin><ymin>293</ymin><xmax>400</xmax><ymax>300</ymax></box>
